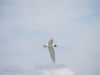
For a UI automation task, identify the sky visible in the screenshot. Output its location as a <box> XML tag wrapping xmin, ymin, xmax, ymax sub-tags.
<box><xmin>0</xmin><ymin>0</ymin><xmax>100</xmax><ymax>75</ymax></box>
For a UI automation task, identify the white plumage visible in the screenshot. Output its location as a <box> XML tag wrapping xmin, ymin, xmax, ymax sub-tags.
<box><xmin>44</xmin><ymin>38</ymin><xmax>57</xmax><ymax>63</ymax></box>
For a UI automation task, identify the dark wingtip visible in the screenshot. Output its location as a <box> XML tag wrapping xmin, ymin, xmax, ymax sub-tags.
<box><xmin>54</xmin><ymin>45</ymin><xmax>57</xmax><ymax>47</ymax></box>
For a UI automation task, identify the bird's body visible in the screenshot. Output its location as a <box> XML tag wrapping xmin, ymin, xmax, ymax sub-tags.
<box><xmin>44</xmin><ymin>38</ymin><xmax>57</xmax><ymax>63</ymax></box>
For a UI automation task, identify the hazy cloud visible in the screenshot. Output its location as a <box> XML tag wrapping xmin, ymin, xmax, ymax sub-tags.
<box><xmin>35</xmin><ymin>64</ymin><xmax>74</xmax><ymax>75</ymax></box>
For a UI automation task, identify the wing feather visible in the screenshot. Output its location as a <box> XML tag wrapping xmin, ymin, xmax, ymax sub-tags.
<box><xmin>48</xmin><ymin>47</ymin><xmax>55</xmax><ymax>63</ymax></box>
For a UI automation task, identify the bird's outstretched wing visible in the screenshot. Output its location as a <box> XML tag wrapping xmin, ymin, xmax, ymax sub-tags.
<box><xmin>48</xmin><ymin>38</ymin><xmax>55</xmax><ymax>63</ymax></box>
<box><xmin>48</xmin><ymin>47</ymin><xmax>55</xmax><ymax>63</ymax></box>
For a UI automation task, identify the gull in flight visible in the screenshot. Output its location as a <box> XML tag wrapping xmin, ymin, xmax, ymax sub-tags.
<box><xmin>44</xmin><ymin>38</ymin><xmax>57</xmax><ymax>63</ymax></box>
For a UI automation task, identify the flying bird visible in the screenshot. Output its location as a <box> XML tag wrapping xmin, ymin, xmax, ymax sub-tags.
<box><xmin>44</xmin><ymin>38</ymin><xmax>57</xmax><ymax>63</ymax></box>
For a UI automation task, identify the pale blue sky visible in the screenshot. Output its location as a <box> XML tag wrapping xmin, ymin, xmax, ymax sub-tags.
<box><xmin>0</xmin><ymin>0</ymin><xmax>100</xmax><ymax>75</ymax></box>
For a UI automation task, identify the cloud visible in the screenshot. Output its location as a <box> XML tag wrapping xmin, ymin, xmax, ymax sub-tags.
<box><xmin>35</xmin><ymin>64</ymin><xmax>74</xmax><ymax>75</ymax></box>
<box><xmin>43</xmin><ymin>68</ymin><xmax>74</xmax><ymax>75</ymax></box>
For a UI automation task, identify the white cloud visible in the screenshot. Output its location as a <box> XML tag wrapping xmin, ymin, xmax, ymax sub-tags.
<box><xmin>43</xmin><ymin>68</ymin><xmax>74</xmax><ymax>75</ymax></box>
<box><xmin>36</xmin><ymin>64</ymin><xmax>74</xmax><ymax>75</ymax></box>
